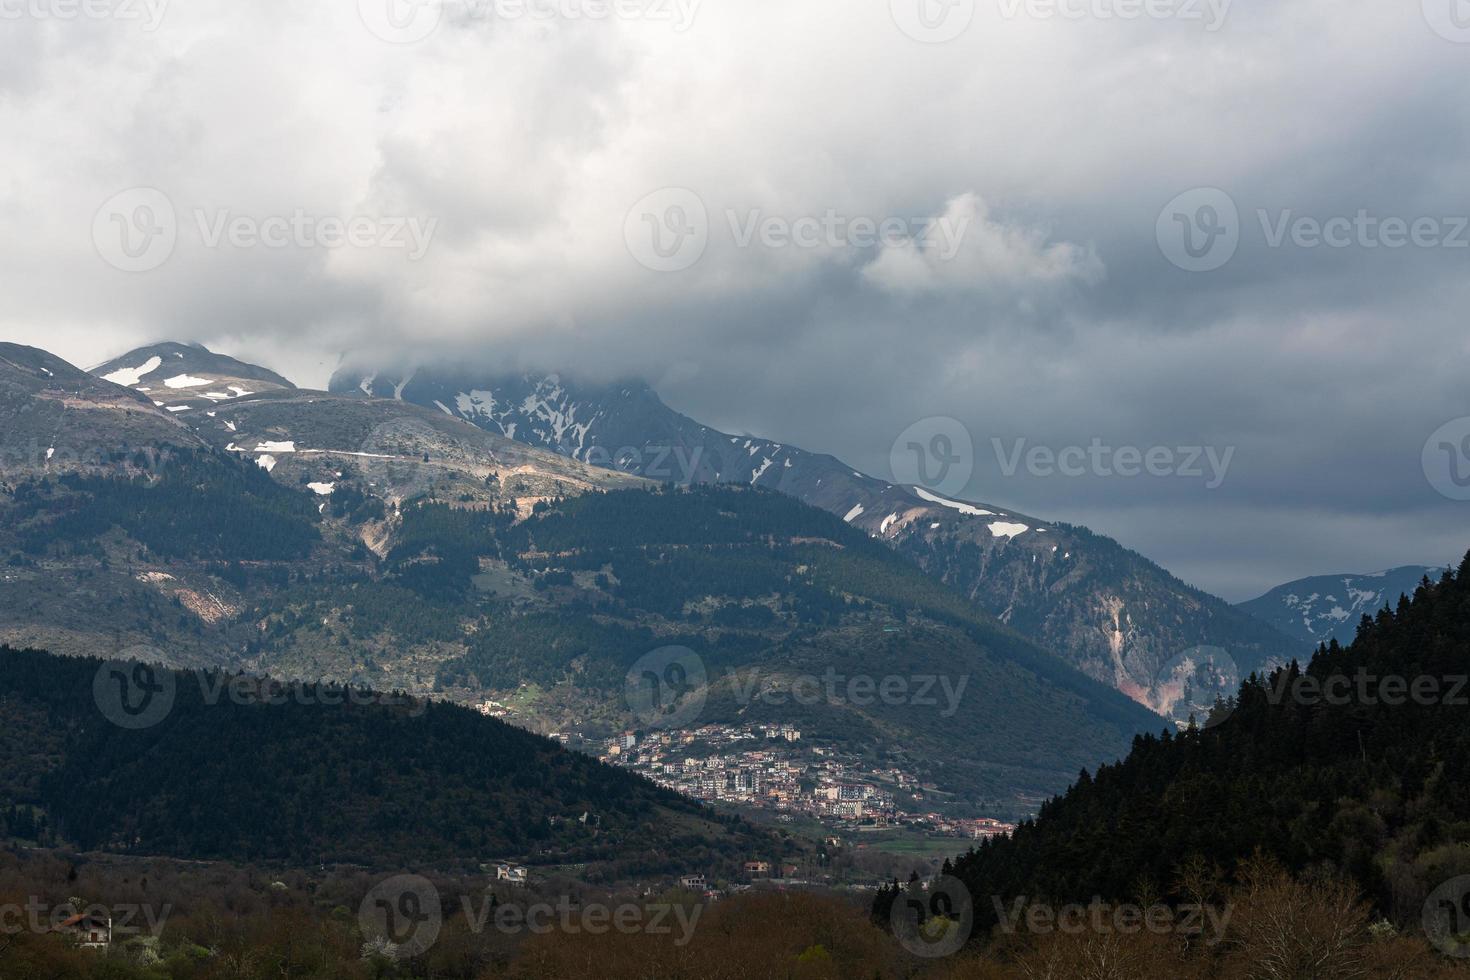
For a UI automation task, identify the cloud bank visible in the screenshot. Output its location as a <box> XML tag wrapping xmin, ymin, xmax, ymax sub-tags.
<box><xmin>3</xmin><ymin>0</ymin><xmax>1468</xmax><ymax>597</ymax></box>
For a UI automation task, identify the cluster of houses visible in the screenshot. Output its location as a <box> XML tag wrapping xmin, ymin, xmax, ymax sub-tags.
<box><xmin>592</xmin><ymin>723</ymin><xmax>1015</xmax><ymax>838</ymax></box>
<box><xmin>674</xmin><ymin>857</ymin><xmax>808</xmax><ymax>899</ymax></box>
<box><xmin>495</xmin><ymin>863</ymin><xmax>529</xmax><ymax>886</ymax></box>
<box><xmin>476</xmin><ymin>699</ymin><xmax>510</xmax><ymax>719</ymax></box>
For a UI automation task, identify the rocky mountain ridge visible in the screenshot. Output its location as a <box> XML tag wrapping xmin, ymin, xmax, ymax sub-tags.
<box><xmin>329</xmin><ymin>360</ymin><xmax>1302</xmax><ymax>716</ymax></box>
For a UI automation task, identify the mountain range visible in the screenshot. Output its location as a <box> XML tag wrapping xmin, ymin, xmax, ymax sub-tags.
<box><xmin>1236</xmin><ymin>564</ymin><xmax>1449</xmax><ymax>648</ymax></box>
<box><xmin>2</xmin><ymin>335</ymin><xmax>1457</xmax><ymax>847</ymax></box>
<box><xmin>0</xmin><ymin>340</ymin><xmax>1167</xmax><ymax>818</ymax></box>
<box><xmin>329</xmin><ymin>361</ymin><xmax>1301</xmax><ymax>716</ymax></box>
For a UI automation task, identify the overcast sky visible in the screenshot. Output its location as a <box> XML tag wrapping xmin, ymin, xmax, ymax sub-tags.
<box><xmin>3</xmin><ymin>0</ymin><xmax>1468</xmax><ymax>600</ymax></box>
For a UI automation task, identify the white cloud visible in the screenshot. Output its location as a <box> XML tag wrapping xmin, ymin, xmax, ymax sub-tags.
<box><xmin>860</xmin><ymin>192</ymin><xmax>1105</xmax><ymax>295</ymax></box>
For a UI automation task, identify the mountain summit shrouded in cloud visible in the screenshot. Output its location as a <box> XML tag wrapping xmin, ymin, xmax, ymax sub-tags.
<box><xmin>6</xmin><ymin>0</ymin><xmax>1468</xmax><ymax>599</ymax></box>
<box><xmin>329</xmin><ymin>355</ymin><xmax>1302</xmax><ymax>712</ymax></box>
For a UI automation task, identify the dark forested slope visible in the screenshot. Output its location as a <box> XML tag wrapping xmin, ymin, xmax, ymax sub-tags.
<box><xmin>0</xmin><ymin>646</ymin><xmax>772</xmax><ymax>877</ymax></box>
<box><xmin>890</xmin><ymin>554</ymin><xmax>1470</xmax><ymax>934</ymax></box>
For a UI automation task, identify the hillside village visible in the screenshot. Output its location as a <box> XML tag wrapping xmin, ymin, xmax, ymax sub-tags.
<box><xmin>476</xmin><ymin>706</ymin><xmax>1017</xmax><ymax>841</ymax></box>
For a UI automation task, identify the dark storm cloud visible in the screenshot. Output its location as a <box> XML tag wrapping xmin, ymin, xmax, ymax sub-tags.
<box><xmin>5</xmin><ymin>0</ymin><xmax>1468</xmax><ymax>598</ymax></box>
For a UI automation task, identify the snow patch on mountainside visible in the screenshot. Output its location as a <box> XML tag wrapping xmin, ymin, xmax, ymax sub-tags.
<box><xmin>1238</xmin><ymin>565</ymin><xmax>1446</xmax><ymax>648</ymax></box>
<box><xmin>163</xmin><ymin>374</ymin><xmax>212</xmax><ymax>388</ymax></box>
<box><xmin>912</xmin><ymin>487</ymin><xmax>995</xmax><ymax>516</ymax></box>
<box><xmin>102</xmin><ymin>356</ymin><xmax>162</xmax><ymax>387</ymax></box>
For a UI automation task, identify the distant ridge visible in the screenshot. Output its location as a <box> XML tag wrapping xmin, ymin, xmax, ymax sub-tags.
<box><xmin>1237</xmin><ymin>564</ymin><xmax>1449</xmax><ymax>648</ymax></box>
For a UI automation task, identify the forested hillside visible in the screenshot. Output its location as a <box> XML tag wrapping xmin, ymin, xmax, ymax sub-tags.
<box><xmin>9</xmin><ymin>449</ymin><xmax>321</xmax><ymax>561</ymax></box>
<box><xmin>0</xmin><ymin>646</ymin><xmax>772</xmax><ymax>877</ymax></box>
<box><xmin>385</xmin><ymin>484</ymin><xmax>1161</xmax><ymax>810</ymax></box>
<box><xmin>884</xmin><ymin>553</ymin><xmax>1470</xmax><ymax>940</ymax></box>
